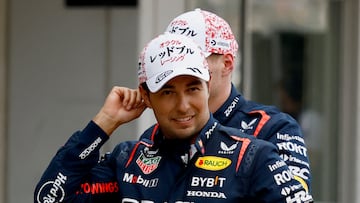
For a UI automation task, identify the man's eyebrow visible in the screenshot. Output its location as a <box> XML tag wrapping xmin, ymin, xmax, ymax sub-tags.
<box><xmin>187</xmin><ymin>79</ymin><xmax>203</xmax><ymax>86</ymax></box>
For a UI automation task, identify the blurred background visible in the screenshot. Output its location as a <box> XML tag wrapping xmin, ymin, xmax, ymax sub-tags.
<box><xmin>0</xmin><ymin>0</ymin><xmax>359</xmax><ymax>202</ymax></box>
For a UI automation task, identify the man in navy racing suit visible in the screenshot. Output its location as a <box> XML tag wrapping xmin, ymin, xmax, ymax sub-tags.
<box><xmin>164</xmin><ymin>8</ymin><xmax>312</xmax><ymax>193</ymax></box>
<box><xmin>34</xmin><ymin>33</ymin><xmax>313</xmax><ymax>203</ymax></box>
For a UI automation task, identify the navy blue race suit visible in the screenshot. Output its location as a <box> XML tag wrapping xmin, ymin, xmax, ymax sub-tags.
<box><xmin>213</xmin><ymin>84</ymin><xmax>312</xmax><ymax>193</ymax></box>
<box><xmin>34</xmin><ymin>115</ymin><xmax>313</xmax><ymax>203</ymax></box>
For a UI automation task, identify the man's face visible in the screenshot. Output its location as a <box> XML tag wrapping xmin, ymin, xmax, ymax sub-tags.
<box><xmin>142</xmin><ymin>75</ymin><xmax>210</xmax><ymax>140</ymax></box>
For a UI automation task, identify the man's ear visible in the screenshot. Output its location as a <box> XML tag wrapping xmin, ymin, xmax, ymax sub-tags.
<box><xmin>139</xmin><ymin>85</ymin><xmax>152</xmax><ymax>109</ymax></box>
<box><xmin>206</xmin><ymin>81</ymin><xmax>211</xmax><ymax>97</ymax></box>
<box><xmin>223</xmin><ymin>53</ymin><xmax>234</xmax><ymax>75</ymax></box>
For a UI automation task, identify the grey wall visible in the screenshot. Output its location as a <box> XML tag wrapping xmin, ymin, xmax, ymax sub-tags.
<box><xmin>0</xmin><ymin>0</ymin><xmax>7</xmax><ymax>201</ymax></box>
<box><xmin>7</xmin><ymin>0</ymin><xmax>138</xmax><ymax>202</ymax></box>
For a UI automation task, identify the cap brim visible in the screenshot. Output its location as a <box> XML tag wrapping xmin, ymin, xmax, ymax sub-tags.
<box><xmin>204</xmin><ymin>52</ymin><xmax>212</xmax><ymax>57</ymax></box>
<box><xmin>146</xmin><ymin>67</ymin><xmax>210</xmax><ymax>93</ymax></box>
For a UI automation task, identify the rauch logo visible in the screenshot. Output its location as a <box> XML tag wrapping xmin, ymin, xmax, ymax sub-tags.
<box><xmin>195</xmin><ymin>156</ymin><xmax>231</xmax><ymax>171</ymax></box>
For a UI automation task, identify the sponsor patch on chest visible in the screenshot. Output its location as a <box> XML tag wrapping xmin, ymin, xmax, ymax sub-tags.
<box><xmin>136</xmin><ymin>152</ymin><xmax>161</xmax><ymax>174</ymax></box>
<box><xmin>195</xmin><ymin>156</ymin><xmax>231</xmax><ymax>171</ymax></box>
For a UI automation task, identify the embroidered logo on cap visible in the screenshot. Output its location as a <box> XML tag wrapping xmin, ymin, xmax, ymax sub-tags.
<box><xmin>155</xmin><ymin>70</ymin><xmax>173</xmax><ymax>84</ymax></box>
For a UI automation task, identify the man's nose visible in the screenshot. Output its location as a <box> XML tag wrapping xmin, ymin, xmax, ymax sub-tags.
<box><xmin>176</xmin><ymin>94</ymin><xmax>191</xmax><ymax>112</ymax></box>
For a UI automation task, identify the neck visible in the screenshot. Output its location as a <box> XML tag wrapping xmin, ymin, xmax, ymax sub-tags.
<box><xmin>209</xmin><ymin>82</ymin><xmax>232</xmax><ymax>113</ymax></box>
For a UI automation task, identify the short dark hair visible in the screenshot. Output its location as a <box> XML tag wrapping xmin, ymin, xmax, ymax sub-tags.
<box><xmin>141</xmin><ymin>82</ymin><xmax>150</xmax><ymax>92</ymax></box>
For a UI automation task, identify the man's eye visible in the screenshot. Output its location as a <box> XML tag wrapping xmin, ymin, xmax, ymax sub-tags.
<box><xmin>162</xmin><ymin>90</ymin><xmax>172</xmax><ymax>95</ymax></box>
<box><xmin>190</xmin><ymin>87</ymin><xmax>200</xmax><ymax>92</ymax></box>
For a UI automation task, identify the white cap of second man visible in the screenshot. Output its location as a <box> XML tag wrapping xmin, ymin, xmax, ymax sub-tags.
<box><xmin>165</xmin><ymin>8</ymin><xmax>238</xmax><ymax>57</ymax></box>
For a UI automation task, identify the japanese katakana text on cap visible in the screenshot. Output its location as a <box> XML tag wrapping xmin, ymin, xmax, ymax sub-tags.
<box><xmin>138</xmin><ymin>33</ymin><xmax>210</xmax><ymax>93</ymax></box>
<box><xmin>165</xmin><ymin>8</ymin><xmax>239</xmax><ymax>57</ymax></box>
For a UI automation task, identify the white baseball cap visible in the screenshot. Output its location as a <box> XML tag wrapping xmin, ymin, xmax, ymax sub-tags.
<box><xmin>165</xmin><ymin>8</ymin><xmax>239</xmax><ymax>57</ymax></box>
<box><xmin>138</xmin><ymin>33</ymin><xmax>210</xmax><ymax>93</ymax></box>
